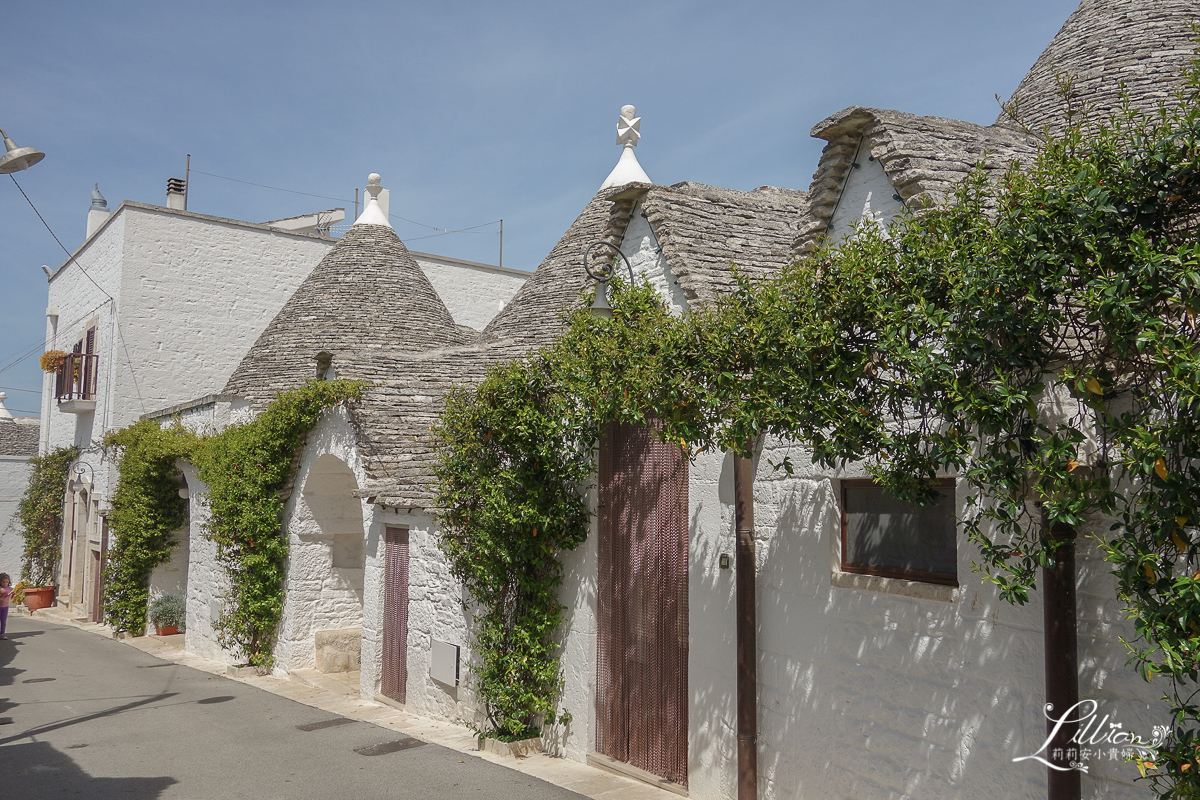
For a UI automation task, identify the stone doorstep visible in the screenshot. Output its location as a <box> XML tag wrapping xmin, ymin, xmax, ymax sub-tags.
<box><xmin>289</xmin><ymin>667</ymin><xmax>359</xmax><ymax>696</ymax></box>
<box><xmin>478</xmin><ymin>735</ymin><xmax>543</xmax><ymax>759</ymax></box>
<box><xmin>29</xmin><ymin>611</ymin><xmax>682</xmax><ymax>800</ymax></box>
<box><xmin>227</xmin><ymin>664</ymin><xmax>269</xmax><ymax>678</ymax></box>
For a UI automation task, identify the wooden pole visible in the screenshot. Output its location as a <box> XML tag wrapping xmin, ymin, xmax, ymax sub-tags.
<box><xmin>734</xmin><ymin>454</ymin><xmax>758</xmax><ymax>800</ymax></box>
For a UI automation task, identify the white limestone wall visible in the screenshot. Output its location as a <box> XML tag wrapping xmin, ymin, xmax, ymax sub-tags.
<box><xmin>42</xmin><ymin>212</ymin><xmax>124</xmax><ymax>472</ymax></box>
<box><xmin>147</xmin><ymin>525</ymin><xmax>189</xmax><ymax>603</ymax></box>
<box><xmin>623</xmin><ymin>202</ymin><xmax>688</xmax><ymax>314</ymax></box>
<box><xmin>111</xmin><ymin>205</ymin><xmax>333</xmax><ymax>430</ymax></box>
<box><xmin>275</xmin><ymin>408</ymin><xmax>369</xmax><ymax>674</ymax></box>
<box><xmin>0</xmin><ymin>455</ymin><xmax>34</xmax><ymax>580</ymax></box>
<box><xmin>829</xmin><ymin>147</ymin><xmax>905</xmax><ymax>242</ymax></box>
<box><xmin>550</xmin><ymin>479</ymin><xmax>600</xmax><ymax>760</ymax></box>
<box><xmin>411</xmin><ymin>252</ymin><xmax>528</xmax><ymax>332</ymax></box>
<box><xmin>734</xmin><ymin>438</ymin><xmax>1162</xmax><ymax>800</ymax></box>
<box><xmin>360</xmin><ymin>506</ymin><xmax>479</xmax><ymax>726</ymax></box>
<box><xmin>180</xmin><ymin>465</ymin><xmax>233</xmax><ymax>663</ymax></box>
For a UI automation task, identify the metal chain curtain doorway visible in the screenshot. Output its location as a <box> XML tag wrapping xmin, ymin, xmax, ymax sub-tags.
<box><xmin>382</xmin><ymin>526</ymin><xmax>410</xmax><ymax>703</ymax></box>
<box><xmin>596</xmin><ymin>421</ymin><xmax>689</xmax><ymax>787</ymax></box>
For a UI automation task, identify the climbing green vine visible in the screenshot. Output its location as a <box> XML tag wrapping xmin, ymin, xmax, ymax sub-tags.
<box><xmin>436</xmin><ymin>58</ymin><xmax>1200</xmax><ymax>794</ymax></box>
<box><xmin>13</xmin><ymin>445</ymin><xmax>78</xmax><ymax>587</ymax></box>
<box><xmin>101</xmin><ymin>380</ymin><xmax>363</xmax><ymax>665</ymax></box>
<box><xmin>103</xmin><ymin>420</ymin><xmax>198</xmax><ymax>634</ymax></box>
<box><xmin>195</xmin><ymin>379</ymin><xmax>364</xmax><ymax>668</ymax></box>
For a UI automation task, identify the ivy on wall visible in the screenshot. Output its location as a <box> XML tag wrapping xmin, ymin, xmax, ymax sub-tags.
<box><xmin>436</xmin><ymin>58</ymin><xmax>1200</xmax><ymax>793</ymax></box>
<box><xmin>194</xmin><ymin>379</ymin><xmax>364</xmax><ymax>668</ymax></box>
<box><xmin>103</xmin><ymin>420</ymin><xmax>198</xmax><ymax>635</ymax></box>
<box><xmin>100</xmin><ymin>379</ymin><xmax>363</xmax><ymax>665</ymax></box>
<box><xmin>13</xmin><ymin>445</ymin><xmax>78</xmax><ymax>587</ymax></box>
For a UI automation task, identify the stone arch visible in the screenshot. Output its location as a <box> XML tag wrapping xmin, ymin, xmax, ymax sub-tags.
<box><xmin>286</xmin><ymin>453</ymin><xmax>366</xmax><ymax>674</ymax></box>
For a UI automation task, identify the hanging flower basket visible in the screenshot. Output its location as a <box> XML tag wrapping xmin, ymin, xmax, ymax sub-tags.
<box><xmin>39</xmin><ymin>350</ymin><xmax>67</xmax><ymax>373</ymax></box>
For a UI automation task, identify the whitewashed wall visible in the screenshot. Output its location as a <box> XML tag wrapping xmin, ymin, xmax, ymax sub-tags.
<box><xmin>828</xmin><ymin>147</ymin><xmax>905</xmax><ymax>241</ymax></box>
<box><xmin>274</xmin><ymin>408</ymin><xmax>368</xmax><ymax>674</ymax></box>
<box><xmin>0</xmin><ymin>455</ymin><xmax>34</xmax><ymax>580</ymax></box>
<box><xmin>181</xmin><ymin>464</ymin><xmax>232</xmax><ymax>663</ymax></box>
<box><xmin>623</xmin><ymin>202</ymin><xmax>688</xmax><ymax>314</ymax></box>
<box><xmin>411</xmin><ymin>252</ymin><xmax>528</xmax><ymax>332</ymax></box>
<box><xmin>112</xmin><ymin>204</ymin><xmax>334</xmax><ymax>430</ymax></box>
<box><xmin>723</xmin><ymin>438</ymin><xmax>1163</xmax><ymax>800</ymax></box>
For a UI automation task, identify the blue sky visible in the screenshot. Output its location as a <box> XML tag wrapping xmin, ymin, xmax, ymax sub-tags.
<box><xmin>0</xmin><ymin>0</ymin><xmax>1078</xmax><ymax>416</ymax></box>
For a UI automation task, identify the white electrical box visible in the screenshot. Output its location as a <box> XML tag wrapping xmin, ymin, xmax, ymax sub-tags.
<box><xmin>430</xmin><ymin>638</ymin><xmax>460</xmax><ymax>686</ymax></box>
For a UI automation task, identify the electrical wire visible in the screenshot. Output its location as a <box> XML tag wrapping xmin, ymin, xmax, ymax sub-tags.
<box><xmin>0</xmin><ymin>299</ymin><xmax>112</xmax><ymax>376</ymax></box>
<box><xmin>187</xmin><ymin>166</ymin><xmax>501</xmax><ymax>235</ymax></box>
<box><xmin>10</xmin><ymin>175</ymin><xmax>115</xmax><ymax>302</ymax></box>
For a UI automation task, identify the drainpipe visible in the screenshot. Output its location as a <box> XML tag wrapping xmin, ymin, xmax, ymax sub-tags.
<box><xmin>1042</xmin><ymin>508</ymin><xmax>1080</xmax><ymax>800</ymax></box>
<box><xmin>733</xmin><ymin>454</ymin><xmax>758</xmax><ymax>800</ymax></box>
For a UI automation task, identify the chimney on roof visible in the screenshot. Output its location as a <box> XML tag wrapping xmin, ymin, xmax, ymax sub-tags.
<box><xmin>86</xmin><ymin>183</ymin><xmax>109</xmax><ymax>240</ymax></box>
<box><xmin>166</xmin><ymin>177</ymin><xmax>187</xmax><ymax>210</ymax></box>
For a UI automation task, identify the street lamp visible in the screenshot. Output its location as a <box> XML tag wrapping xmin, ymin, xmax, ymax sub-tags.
<box><xmin>0</xmin><ymin>126</ymin><xmax>44</xmax><ymax>174</ymax></box>
<box><xmin>583</xmin><ymin>241</ymin><xmax>635</xmax><ymax>318</ymax></box>
<box><xmin>70</xmin><ymin>462</ymin><xmax>94</xmax><ymax>493</ymax></box>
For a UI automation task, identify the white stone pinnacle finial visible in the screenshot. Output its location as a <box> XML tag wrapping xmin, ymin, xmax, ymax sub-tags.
<box><xmin>0</xmin><ymin>392</ymin><xmax>11</xmax><ymax>420</ymax></box>
<box><xmin>600</xmin><ymin>104</ymin><xmax>652</xmax><ymax>190</ymax></box>
<box><xmin>353</xmin><ymin>172</ymin><xmax>392</xmax><ymax>229</ymax></box>
<box><xmin>616</xmin><ymin>105</ymin><xmax>641</xmax><ymax>147</ymax></box>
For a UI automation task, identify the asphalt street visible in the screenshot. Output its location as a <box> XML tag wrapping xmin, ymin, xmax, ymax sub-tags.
<box><xmin>0</xmin><ymin>615</ymin><xmax>587</xmax><ymax>799</ymax></box>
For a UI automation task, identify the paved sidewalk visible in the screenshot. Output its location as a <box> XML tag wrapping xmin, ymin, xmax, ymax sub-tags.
<box><xmin>26</xmin><ymin>604</ymin><xmax>680</xmax><ymax>800</ymax></box>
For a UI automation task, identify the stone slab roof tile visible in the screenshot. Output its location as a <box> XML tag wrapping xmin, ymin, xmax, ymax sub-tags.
<box><xmin>224</xmin><ymin>223</ymin><xmax>468</xmax><ymax>409</ymax></box>
<box><xmin>481</xmin><ymin>192</ymin><xmax>615</xmax><ymax>350</ymax></box>
<box><xmin>999</xmin><ymin>0</ymin><xmax>1200</xmax><ymax>136</ymax></box>
<box><xmin>636</xmin><ymin>182</ymin><xmax>808</xmax><ymax>304</ymax></box>
<box><xmin>795</xmin><ymin>107</ymin><xmax>1040</xmax><ymax>253</ymax></box>
<box><xmin>0</xmin><ymin>419</ymin><xmax>39</xmax><ymax>457</ymax></box>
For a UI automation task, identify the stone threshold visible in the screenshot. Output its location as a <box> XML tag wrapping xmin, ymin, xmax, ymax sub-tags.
<box><xmin>587</xmin><ymin>752</ymin><xmax>689</xmax><ymax>797</ymax></box>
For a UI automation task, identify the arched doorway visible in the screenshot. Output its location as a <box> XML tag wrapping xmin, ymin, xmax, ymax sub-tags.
<box><xmin>288</xmin><ymin>453</ymin><xmax>366</xmax><ymax>674</ymax></box>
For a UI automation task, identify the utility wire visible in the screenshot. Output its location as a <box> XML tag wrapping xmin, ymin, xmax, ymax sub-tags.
<box><xmin>10</xmin><ymin>175</ymin><xmax>115</xmax><ymax>302</ymax></box>
<box><xmin>0</xmin><ymin>386</ymin><xmax>41</xmax><ymax>394</ymax></box>
<box><xmin>188</xmin><ymin>166</ymin><xmax>501</xmax><ymax>235</ymax></box>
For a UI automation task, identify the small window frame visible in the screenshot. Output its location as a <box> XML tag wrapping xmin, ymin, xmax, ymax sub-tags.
<box><xmin>839</xmin><ymin>477</ymin><xmax>958</xmax><ymax>587</ymax></box>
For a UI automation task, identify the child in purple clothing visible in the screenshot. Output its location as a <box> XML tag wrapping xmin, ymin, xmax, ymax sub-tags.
<box><xmin>0</xmin><ymin>574</ymin><xmax>13</xmax><ymax>639</ymax></box>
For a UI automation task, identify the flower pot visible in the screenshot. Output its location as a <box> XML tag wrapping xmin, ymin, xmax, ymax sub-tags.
<box><xmin>23</xmin><ymin>587</ymin><xmax>54</xmax><ymax>611</ymax></box>
<box><xmin>154</xmin><ymin>625</ymin><xmax>179</xmax><ymax>636</ymax></box>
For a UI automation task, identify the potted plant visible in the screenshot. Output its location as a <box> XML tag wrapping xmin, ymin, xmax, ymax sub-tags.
<box><xmin>148</xmin><ymin>595</ymin><xmax>185</xmax><ymax>636</ymax></box>
<box><xmin>14</xmin><ymin>446</ymin><xmax>78</xmax><ymax>611</ymax></box>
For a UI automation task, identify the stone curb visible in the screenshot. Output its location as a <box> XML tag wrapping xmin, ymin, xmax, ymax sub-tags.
<box><xmin>26</xmin><ymin>611</ymin><xmax>680</xmax><ymax>800</ymax></box>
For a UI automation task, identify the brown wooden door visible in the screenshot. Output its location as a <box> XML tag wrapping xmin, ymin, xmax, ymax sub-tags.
<box><xmin>89</xmin><ymin>550</ymin><xmax>102</xmax><ymax>623</ymax></box>
<box><xmin>596</xmin><ymin>421</ymin><xmax>689</xmax><ymax>787</ymax></box>
<box><xmin>381</xmin><ymin>526</ymin><xmax>410</xmax><ymax>703</ymax></box>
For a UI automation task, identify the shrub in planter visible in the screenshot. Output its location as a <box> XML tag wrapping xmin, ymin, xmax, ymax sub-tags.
<box><xmin>148</xmin><ymin>595</ymin><xmax>185</xmax><ymax>635</ymax></box>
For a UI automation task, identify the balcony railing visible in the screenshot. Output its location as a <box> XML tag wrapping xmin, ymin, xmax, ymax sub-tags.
<box><xmin>55</xmin><ymin>352</ymin><xmax>99</xmax><ymax>404</ymax></box>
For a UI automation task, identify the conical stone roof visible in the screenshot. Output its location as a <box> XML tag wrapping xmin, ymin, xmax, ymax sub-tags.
<box><xmin>481</xmin><ymin>191</ymin><xmax>614</xmax><ymax>349</ymax></box>
<box><xmin>224</xmin><ymin>223</ymin><xmax>469</xmax><ymax>408</ymax></box>
<box><xmin>998</xmin><ymin>0</ymin><xmax>1200</xmax><ymax>135</ymax></box>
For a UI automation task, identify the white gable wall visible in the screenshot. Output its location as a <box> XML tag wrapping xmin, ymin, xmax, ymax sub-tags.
<box><xmin>623</xmin><ymin>203</ymin><xmax>688</xmax><ymax>314</ymax></box>
<box><xmin>828</xmin><ymin>145</ymin><xmax>905</xmax><ymax>242</ymax></box>
<box><xmin>112</xmin><ymin>206</ymin><xmax>335</xmax><ymax>430</ymax></box>
<box><xmin>0</xmin><ymin>453</ymin><xmax>35</xmax><ymax>580</ymax></box>
<box><xmin>411</xmin><ymin>252</ymin><xmax>528</xmax><ymax>332</ymax></box>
